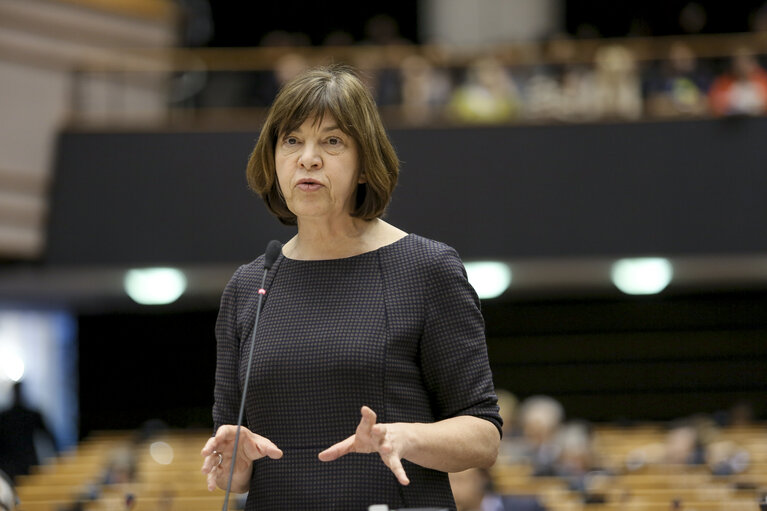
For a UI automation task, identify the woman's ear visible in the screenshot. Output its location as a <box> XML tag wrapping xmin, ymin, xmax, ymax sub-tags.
<box><xmin>358</xmin><ymin>172</ymin><xmax>367</xmax><ymax>184</ymax></box>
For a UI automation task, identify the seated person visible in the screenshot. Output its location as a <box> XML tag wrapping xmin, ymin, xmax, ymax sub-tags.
<box><xmin>450</xmin><ymin>468</ymin><xmax>546</xmax><ymax>511</ymax></box>
<box><xmin>709</xmin><ymin>47</ymin><xmax>767</xmax><ymax>116</ymax></box>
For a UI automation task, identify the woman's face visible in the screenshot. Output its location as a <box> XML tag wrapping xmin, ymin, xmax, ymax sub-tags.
<box><xmin>275</xmin><ymin>114</ymin><xmax>362</xmax><ymax>222</ymax></box>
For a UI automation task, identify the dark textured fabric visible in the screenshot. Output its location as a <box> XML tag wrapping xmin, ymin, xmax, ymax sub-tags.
<box><xmin>213</xmin><ymin>234</ymin><xmax>501</xmax><ymax>511</ymax></box>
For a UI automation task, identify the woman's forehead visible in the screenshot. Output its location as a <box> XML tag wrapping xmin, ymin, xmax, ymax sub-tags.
<box><xmin>281</xmin><ymin>110</ymin><xmax>343</xmax><ymax>134</ymax></box>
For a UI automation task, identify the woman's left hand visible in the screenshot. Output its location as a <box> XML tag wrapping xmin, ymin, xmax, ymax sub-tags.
<box><xmin>318</xmin><ymin>406</ymin><xmax>411</xmax><ymax>485</ymax></box>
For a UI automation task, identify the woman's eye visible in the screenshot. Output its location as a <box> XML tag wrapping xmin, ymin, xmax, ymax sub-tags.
<box><xmin>327</xmin><ymin>137</ymin><xmax>341</xmax><ymax>146</ymax></box>
<box><xmin>285</xmin><ymin>137</ymin><xmax>297</xmax><ymax>145</ymax></box>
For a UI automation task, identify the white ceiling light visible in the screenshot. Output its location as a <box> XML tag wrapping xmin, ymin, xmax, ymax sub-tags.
<box><xmin>124</xmin><ymin>268</ymin><xmax>187</xmax><ymax>305</ymax></box>
<box><xmin>464</xmin><ymin>261</ymin><xmax>512</xmax><ymax>299</ymax></box>
<box><xmin>0</xmin><ymin>348</ymin><xmax>25</xmax><ymax>382</ymax></box>
<box><xmin>611</xmin><ymin>257</ymin><xmax>673</xmax><ymax>295</ymax></box>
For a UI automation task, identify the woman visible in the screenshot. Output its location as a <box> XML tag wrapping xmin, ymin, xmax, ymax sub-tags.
<box><xmin>201</xmin><ymin>64</ymin><xmax>501</xmax><ymax>510</ymax></box>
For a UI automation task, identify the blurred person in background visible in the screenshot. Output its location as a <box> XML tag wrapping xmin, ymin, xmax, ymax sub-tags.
<box><xmin>249</xmin><ymin>32</ymin><xmax>312</xmax><ymax>108</ymax></box>
<box><xmin>523</xmin><ymin>70</ymin><xmax>564</xmax><ymax>122</ymax></box>
<box><xmin>592</xmin><ymin>44</ymin><xmax>643</xmax><ymax>120</ymax></box>
<box><xmin>0</xmin><ymin>382</ymin><xmax>57</xmax><ymax>479</ymax></box>
<box><xmin>706</xmin><ymin>438</ymin><xmax>750</xmax><ymax>476</ymax></box>
<box><xmin>552</xmin><ymin>420</ymin><xmax>611</xmax><ymax>502</ymax></box>
<box><xmin>645</xmin><ymin>41</ymin><xmax>712</xmax><ymax>117</ymax></box>
<box><xmin>625</xmin><ymin>415</ymin><xmax>717</xmax><ymax>472</ymax></box>
<box><xmin>449</xmin><ymin>468</ymin><xmax>546</xmax><ymax>511</ymax></box>
<box><xmin>660</xmin><ymin>421</ymin><xmax>704</xmax><ymax>465</ymax></box>
<box><xmin>548</xmin><ymin>36</ymin><xmax>599</xmax><ymax>122</ymax></box>
<box><xmin>448</xmin><ymin>56</ymin><xmax>522</xmax><ymax>124</ymax></box>
<box><xmin>200</xmin><ymin>64</ymin><xmax>501</xmax><ymax>510</ymax></box>
<box><xmin>709</xmin><ymin>47</ymin><xmax>767</xmax><ymax>116</ymax></box>
<box><xmin>359</xmin><ymin>14</ymin><xmax>413</xmax><ymax>108</ymax></box>
<box><xmin>398</xmin><ymin>53</ymin><xmax>452</xmax><ymax>125</ymax></box>
<box><xmin>525</xmin><ymin>36</ymin><xmax>599</xmax><ymax>122</ymax></box>
<box><xmin>501</xmin><ymin>395</ymin><xmax>564</xmax><ymax>476</ymax></box>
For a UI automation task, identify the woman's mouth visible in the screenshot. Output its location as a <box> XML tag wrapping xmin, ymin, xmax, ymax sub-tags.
<box><xmin>297</xmin><ymin>179</ymin><xmax>322</xmax><ymax>191</ymax></box>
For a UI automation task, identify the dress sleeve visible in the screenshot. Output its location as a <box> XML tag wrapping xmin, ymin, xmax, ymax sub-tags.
<box><xmin>420</xmin><ymin>245</ymin><xmax>502</xmax><ymax>436</ymax></box>
<box><xmin>213</xmin><ymin>265</ymin><xmax>243</xmax><ymax>431</ymax></box>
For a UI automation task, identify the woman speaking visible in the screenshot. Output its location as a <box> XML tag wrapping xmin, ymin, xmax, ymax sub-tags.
<box><xmin>201</xmin><ymin>64</ymin><xmax>501</xmax><ymax>510</ymax></box>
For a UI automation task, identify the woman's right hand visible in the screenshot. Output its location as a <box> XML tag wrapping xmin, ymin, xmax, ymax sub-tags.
<box><xmin>201</xmin><ymin>425</ymin><xmax>283</xmax><ymax>492</ymax></box>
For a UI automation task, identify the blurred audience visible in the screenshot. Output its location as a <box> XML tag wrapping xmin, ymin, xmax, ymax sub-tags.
<box><xmin>100</xmin><ymin>446</ymin><xmax>138</xmax><ymax>486</ymax></box>
<box><xmin>450</xmin><ymin>468</ymin><xmax>547</xmax><ymax>511</ymax></box>
<box><xmin>494</xmin><ymin>394</ymin><xmax>613</xmax><ymax>503</ymax></box>
<box><xmin>622</xmin><ymin>412</ymin><xmax>754</xmax><ymax>478</ymax></box>
<box><xmin>181</xmin><ymin>17</ymin><xmax>767</xmax><ymax>126</ymax></box>
<box><xmin>709</xmin><ymin>47</ymin><xmax>767</xmax><ymax>116</ymax></box>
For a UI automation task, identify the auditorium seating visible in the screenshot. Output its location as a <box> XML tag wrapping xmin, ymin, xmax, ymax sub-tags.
<box><xmin>15</xmin><ymin>429</ymin><xmax>240</xmax><ymax>511</ymax></box>
<box><xmin>490</xmin><ymin>423</ymin><xmax>767</xmax><ymax>511</ymax></box>
<box><xmin>12</xmin><ymin>424</ymin><xmax>766</xmax><ymax>511</ymax></box>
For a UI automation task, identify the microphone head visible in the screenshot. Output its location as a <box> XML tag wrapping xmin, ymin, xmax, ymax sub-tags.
<box><xmin>264</xmin><ymin>240</ymin><xmax>282</xmax><ymax>269</ymax></box>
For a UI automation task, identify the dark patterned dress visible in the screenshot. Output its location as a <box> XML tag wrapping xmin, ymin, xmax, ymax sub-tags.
<box><xmin>213</xmin><ymin>234</ymin><xmax>501</xmax><ymax>510</ymax></box>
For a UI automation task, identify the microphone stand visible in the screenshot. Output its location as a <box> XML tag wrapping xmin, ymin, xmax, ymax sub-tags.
<box><xmin>222</xmin><ymin>240</ymin><xmax>281</xmax><ymax>511</ymax></box>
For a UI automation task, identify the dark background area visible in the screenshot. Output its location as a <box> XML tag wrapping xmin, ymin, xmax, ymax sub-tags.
<box><xmin>76</xmin><ymin>292</ymin><xmax>767</xmax><ymax>437</ymax></box>
<box><xmin>48</xmin><ymin>118</ymin><xmax>767</xmax><ymax>266</ymax></box>
<box><xmin>563</xmin><ymin>0</ymin><xmax>766</xmax><ymax>37</ymax></box>
<box><xmin>201</xmin><ymin>1</ymin><xmax>766</xmax><ymax>49</ymax></box>
<box><xmin>77</xmin><ymin>310</ymin><xmax>217</xmax><ymax>435</ymax></box>
<box><xmin>205</xmin><ymin>3</ymin><xmax>420</xmax><ymax>46</ymax></box>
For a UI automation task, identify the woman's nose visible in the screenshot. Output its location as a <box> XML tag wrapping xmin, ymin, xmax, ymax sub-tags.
<box><xmin>298</xmin><ymin>143</ymin><xmax>322</xmax><ymax>169</ymax></box>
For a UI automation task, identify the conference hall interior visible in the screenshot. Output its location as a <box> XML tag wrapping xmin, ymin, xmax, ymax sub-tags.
<box><xmin>1</xmin><ymin>1</ymin><xmax>766</xmax><ymax>510</ymax></box>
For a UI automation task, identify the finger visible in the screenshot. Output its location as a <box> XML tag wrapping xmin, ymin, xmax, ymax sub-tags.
<box><xmin>255</xmin><ymin>436</ymin><xmax>284</xmax><ymax>460</ymax></box>
<box><xmin>214</xmin><ymin>424</ymin><xmax>238</xmax><ymax>442</ymax></box>
<box><xmin>201</xmin><ymin>453</ymin><xmax>220</xmax><ymax>474</ymax></box>
<box><xmin>206</xmin><ymin>467</ymin><xmax>219</xmax><ymax>491</ymax></box>
<box><xmin>243</xmin><ymin>434</ymin><xmax>283</xmax><ymax>461</ymax></box>
<box><xmin>355</xmin><ymin>406</ymin><xmax>378</xmax><ymax>444</ymax></box>
<box><xmin>384</xmin><ymin>454</ymin><xmax>410</xmax><ymax>486</ymax></box>
<box><xmin>201</xmin><ymin>435</ymin><xmax>219</xmax><ymax>457</ymax></box>
<box><xmin>202</xmin><ymin>425</ymin><xmax>238</xmax><ymax>457</ymax></box>
<box><xmin>360</xmin><ymin>406</ymin><xmax>377</xmax><ymax>428</ymax></box>
<box><xmin>318</xmin><ymin>435</ymin><xmax>356</xmax><ymax>462</ymax></box>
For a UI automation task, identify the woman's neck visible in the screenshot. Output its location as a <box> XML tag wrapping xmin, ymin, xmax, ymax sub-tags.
<box><xmin>283</xmin><ymin>217</ymin><xmax>406</xmax><ymax>260</ymax></box>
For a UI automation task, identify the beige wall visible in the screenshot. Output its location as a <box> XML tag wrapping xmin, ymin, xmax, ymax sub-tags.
<box><xmin>420</xmin><ymin>0</ymin><xmax>563</xmax><ymax>45</ymax></box>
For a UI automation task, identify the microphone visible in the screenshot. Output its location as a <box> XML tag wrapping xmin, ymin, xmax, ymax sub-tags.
<box><xmin>222</xmin><ymin>239</ymin><xmax>281</xmax><ymax>511</ymax></box>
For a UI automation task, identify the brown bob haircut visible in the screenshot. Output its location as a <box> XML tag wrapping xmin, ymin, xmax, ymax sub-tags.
<box><xmin>246</xmin><ymin>63</ymin><xmax>400</xmax><ymax>226</ymax></box>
